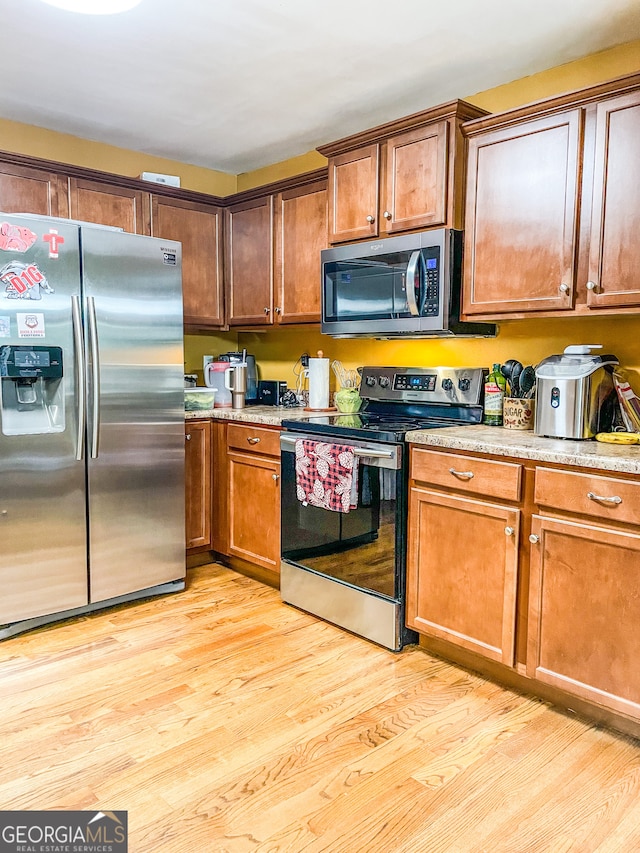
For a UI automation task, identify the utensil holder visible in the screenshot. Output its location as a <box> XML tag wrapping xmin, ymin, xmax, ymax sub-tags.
<box><xmin>503</xmin><ymin>397</ymin><xmax>535</xmax><ymax>430</ymax></box>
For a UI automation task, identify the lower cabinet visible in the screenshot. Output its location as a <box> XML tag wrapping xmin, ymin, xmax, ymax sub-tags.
<box><xmin>217</xmin><ymin>421</ymin><xmax>282</xmax><ymax>579</ymax></box>
<box><xmin>407</xmin><ymin>487</ymin><xmax>519</xmax><ymax>665</ymax></box>
<box><xmin>185</xmin><ymin>419</ymin><xmax>212</xmax><ymax>550</ymax></box>
<box><xmin>407</xmin><ymin>444</ymin><xmax>640</xmax><ymax>729</ymax></box>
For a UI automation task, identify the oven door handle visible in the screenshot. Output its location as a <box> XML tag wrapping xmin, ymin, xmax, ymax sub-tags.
<box><xmin>280</xmin><ymin>434</ymin><xmax>393</xmax><ymax>459</ymax></box>
<box><xmin>406</xmin><ymin>250</ymin><xmax>423</xmax><ymax>317</ymax></box>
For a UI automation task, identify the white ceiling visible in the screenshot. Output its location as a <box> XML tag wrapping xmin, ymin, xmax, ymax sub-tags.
<box><xmin>2</xmin><ymin>0</ymin><xmax>639</xmax><ymax>175</ymax></box>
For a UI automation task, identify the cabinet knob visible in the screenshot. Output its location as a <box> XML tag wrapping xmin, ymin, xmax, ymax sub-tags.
<box><xmin>366</xmin><ymin>215</ymin><xmax>375</xmax><ymax>223</ymax></box>
<box><xmin>559</xmin><ymin>283</ymin><xmax>570</xmax><ymax>294</ymax></box>
<box><xmin>274</xmin><ymin>306</ymin><xmax>281</xmax><ymax>314</ymax></box>
<box><xmin>264</xmin><ymin>307</ymin><xmax>270</xmax><ymax>314</ymax></box>
<box><xmin>383</xmin><ymin>210</ymin><xmax>392</xmax><ymax>220</ymax></box>
<box><xmin>504</xmin><ymin>526</ymin><xmax>514</xmax><ymax>536</ymax></box>
<box><xmin>247</xmin><ymin>437</ymin><xmax>261</xmax><ymax>445</ymax></box>
<box><xmin>185</xmin><ymin>434</ymin><xmax>191</xmax><ymax>441</ymax></box>
<box><xmin>272</xmin><ymin>473</ymin><xmax>280</xmax><ymax>482</ymax></box>
<box><xmin>586</xmin><ymin>280</ymin><xmax>598</xmax><ymax>292</ymax></box>
<box><xmin>529</xmin><ymin>534</ymin><xmax>539</xmax><ymax>544</ymax></box>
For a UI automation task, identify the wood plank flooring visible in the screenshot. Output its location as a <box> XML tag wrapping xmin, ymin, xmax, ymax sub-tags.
<box><xmin>2</xmin><ymin>562</ymin><xmax>640</xmax><ymax>852</ymax></box>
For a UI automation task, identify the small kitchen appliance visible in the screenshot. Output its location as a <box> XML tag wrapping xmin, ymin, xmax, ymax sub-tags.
<box><xmin>258</xmin><ymin>380</ymin><xmax>287</xmax><ymax>406</ymax></box>
<box><xmin>534</xmin><ymin>345</ymin><xmax>619</xmax><ymax>439</ymax></box>
<box><xmin>280</xmin><ymin>365</ymin><xmax>485</xmax><ymax>650</ymax></box>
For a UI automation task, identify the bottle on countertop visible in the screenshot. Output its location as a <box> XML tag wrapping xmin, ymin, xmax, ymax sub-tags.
<box><xmin>483</xmin><ymin>363</ymin><xmax>506</xmax><ymax>426</ymax></box>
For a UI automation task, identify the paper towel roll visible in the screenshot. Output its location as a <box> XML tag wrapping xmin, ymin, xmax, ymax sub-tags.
<box><xmin>308</xmin><ymin>357</ymin><xmax>330</xmax><ymax>409</ymax></box>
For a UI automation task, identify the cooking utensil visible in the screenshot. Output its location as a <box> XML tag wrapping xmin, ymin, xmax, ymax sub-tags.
<box><xmin>501</xmin><ymin>360</ymin><xmax>523</xmax><ymax>397</ymax></box>
<box><xmin>519</xmin><ymin>365</ymin><xmax>536</xmax><ymax>398</ymax></box>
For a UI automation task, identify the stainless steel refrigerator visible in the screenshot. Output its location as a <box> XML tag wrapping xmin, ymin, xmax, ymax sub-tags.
<box><xmin>0</xmin><ymin>213</ymin><xmax>186</xmax><ymax>639</ymax></box>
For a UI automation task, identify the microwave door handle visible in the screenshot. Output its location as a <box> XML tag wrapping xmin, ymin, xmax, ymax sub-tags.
<box><xmin>406</xmin><ymin>250</ymin><xmax>422</xmax><ymax>317</ymax></box>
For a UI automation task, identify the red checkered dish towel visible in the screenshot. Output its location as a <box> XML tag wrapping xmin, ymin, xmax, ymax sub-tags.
<box><xmin>295</xmin><ymin>439</ymin><xmax>358</xmax><ymax>513</ymax></box>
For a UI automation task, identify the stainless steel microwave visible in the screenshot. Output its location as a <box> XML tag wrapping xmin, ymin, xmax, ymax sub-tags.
<box><xmin>321</xmin><ymin>229</ymin><xmax>496</xmax><ymax>338</ymax></box>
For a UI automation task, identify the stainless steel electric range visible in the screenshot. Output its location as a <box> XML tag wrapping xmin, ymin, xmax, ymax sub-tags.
<box><xmin>280</xmin><ymin>365</ymin><xmax>485</xmax><ymax>650</ymax></box>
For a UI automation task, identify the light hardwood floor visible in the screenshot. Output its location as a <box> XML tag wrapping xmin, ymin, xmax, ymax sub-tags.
<box><xmin>3</xmin><ymin>562</ymin><xmax>640</xmax><ymax>852</ymax></box>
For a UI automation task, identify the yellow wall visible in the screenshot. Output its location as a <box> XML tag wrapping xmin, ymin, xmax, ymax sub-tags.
<box><xmin>0</xmin><ymin>118</ymin><xmax>237</xmax><ymax>196</ymax></box>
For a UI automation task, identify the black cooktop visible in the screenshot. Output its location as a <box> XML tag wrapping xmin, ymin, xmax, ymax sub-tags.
<box><xmin>282</xmin><ymin>404</ymin><xmax>483</xmax><ymax>444</ymax></box>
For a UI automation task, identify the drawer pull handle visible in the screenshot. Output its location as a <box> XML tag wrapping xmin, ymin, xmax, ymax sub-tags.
<box><xmin>247</xmin><ymin>437</ymin><xmax>261</xmax><ymax>445</ymax></box>
<box><xmin>504</xmin><ymin>526</ymin><xmax>514</xmax><ymax>536</ymax></box>
<box><xmin>587</xmin><ymin>491</ymin><xmax>622</xmax><ymax>505</ymax></box>
<box><xmin>449</xmin><ymin>468</ymin><xmax>474</xmax><ymax>480</ymax></box>
<box><xmin>529</xmin><ymin>534</ymin><xmax>539</xmax><ymax>544</ymax></box>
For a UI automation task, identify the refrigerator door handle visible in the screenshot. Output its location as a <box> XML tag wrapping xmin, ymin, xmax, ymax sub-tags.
<box><xmin>87</xmin><ymin>295</ymin><xmax>101</xmax><ymax>459</ymax></box>
<box><xmin>71</xmin><ymin>294</ymin><xmax>86</xmax><ymax>461</ymax></box>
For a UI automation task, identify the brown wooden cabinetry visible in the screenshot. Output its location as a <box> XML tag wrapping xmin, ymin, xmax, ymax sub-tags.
<box><xmin>223</xmin><ymin>423</ymin><xmax>281</xmax><ymax>577</ymax></box>
<box><xmin>407</xmin><ymin>448</ymin><xmax>521</xmax><ymax>665</ymax></box>
<box><xmin>0</xmin><ymin>161</ymin><xmax>63</xmax><ymax>216</ymax></box>
<box><xmin>66</xmin><ymin>177</ymin><xmax>150</xmax><ymax>233</ymax></box>
<box><xmin>527</xmin><ymin>465</ymin><xmax>640</xmax><ymax>717</ymax></box>
<box><xmin>318</xmin><ymin>101</ymin><xmax>486</xmax><ymax>244</ymax></box>
<box><xmin>225</xmin><ymin>171</ymin><xmax>327</xmax><ymax>327</ymax></box>
<box><xmin>462</xmin><ymin>73</ymin><xmax>640</xmax><ymax>318</ymax></box>
<box><xmin>185</xmin><ymin>419</ymin><xmax>212</xmax><ymax>550</ymax></box>
<box><xmin>152</xmin><ymin>195</ymin><xmax>224</xmax><ymax>327</ymax></box>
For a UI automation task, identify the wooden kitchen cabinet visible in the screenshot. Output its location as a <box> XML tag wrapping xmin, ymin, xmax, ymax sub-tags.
<box><xmin>224</xmin><ymin>423</ymin><xmax>281</xmax><ymax>577</ymax></box>
<box><xmin>65</xmin><ymin>176</ymin><xmax>150</xmax><ymax>234</ymax></box>
<box><xmin>152</xmin><ymin>195</ymin><xmax>224</xmax><ymax>327</ymax></box>
<box><xmin>185</xmin><ymin>419</ymin><xmax>212</xmax><ymax>551</ymax></box>
<box><xmin>527</xmin><ymin>465</ymin><xmax>640</xmax><ymax>717</ymax></box>
<box><xmin>318</xmin><ymin>100</ymin><xmax>487</xmax><ymax>244</ymax></box>
<box><xmin>462</xmin><ymin>73</ymin><xmax>640</xmax><ymax>318</ymax></box>
<box><xmin>225</xmin><ymin>170</ymin><xmax>328</xmax><ymax>327</ymax></box>
<box><xmin>407</xmin><ymin>448</ymin><xmax>521</xmax><ymax>665</ymax></box>
<box><xmin>0</xmin><ymin>161</ymin><xmax>63</xmax><ymax>216</ymax></box>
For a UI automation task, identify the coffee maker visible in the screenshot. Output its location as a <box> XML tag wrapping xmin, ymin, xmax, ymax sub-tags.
<box><xmin>217</xmin><ymin>351</ymin><xmax>258</xmax><ymax>403</ymax></box>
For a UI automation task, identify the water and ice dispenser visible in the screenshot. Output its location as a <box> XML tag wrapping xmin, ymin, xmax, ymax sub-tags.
<box><xmin>0</xmin><ymin>345</ymin><xmax>65</xmax><ymax>435</ymax></box>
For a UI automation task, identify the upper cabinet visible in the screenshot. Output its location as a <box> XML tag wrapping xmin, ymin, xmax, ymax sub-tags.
<box><xmin>462</xmin><ymin>73</ymin><xmax>640</xmax><ymax>319</ymax></box>
<box><xmin>225</xmin><ymin>170</ymin><xmax>327</xmax><ymax>327</ymax></box>
<box><xmin>317</xmin><ymin>101</ymin><xmax>487</xmax><ymax>244</ymax></box>
<box><xmin>65</xmin><ymin>177</ymin><xmax>150</xmax><ymax>234</ymax></box>
<box><xmin>0</xmin><ymin>161</ymin><xmax>63</xmax><ymax>216</ymax></box>
<box><xmin>151</xmin><ymin>195</ymin><xmax>224</xmax><ymax>327</ymax></box>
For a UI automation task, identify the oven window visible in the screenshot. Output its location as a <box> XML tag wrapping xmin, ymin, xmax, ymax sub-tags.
<box><xmin>323</xmin><ymin>254</ymin><xmax>414</xmax><ymax>322</ymax></box>
<box><xmin>281</xmin><ymin>448</ymin><xmax>401</xmax><ymax>599</ymax></box>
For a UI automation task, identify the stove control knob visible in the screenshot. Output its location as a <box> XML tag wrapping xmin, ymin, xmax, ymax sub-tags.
<box><xmin>442</xmin><ymin>378</ymin><xmax>453</xmax><ymax>392</ymax></box>
<box><xmin>458</xmin><ymin>378</ymin><xmax>471</xmax><ymax>392</ymax></box>
<box><xmin>365</xmin><ymin>375</ymin><xmax>376</xmax><ymax>387</ymax></box>
<box><xmin>378</xmin><ymin>376</ymin><xmax>390</xmax><ymax>388</ymax></box>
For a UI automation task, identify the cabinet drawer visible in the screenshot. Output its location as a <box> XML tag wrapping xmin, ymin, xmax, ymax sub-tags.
<box><xmin>535</xmin><ymin>467</ymin><xmax>640</xmax><ymax>525</ymax></box>
<box><xmin>411</xmin><ymin>447</ymin><xmax>522</xmax><ymax>501</ymax></box>
<box><xmin>227</xmin><ymin>423</ymin><xmax>281</xmax><ymax>457</ymax></box>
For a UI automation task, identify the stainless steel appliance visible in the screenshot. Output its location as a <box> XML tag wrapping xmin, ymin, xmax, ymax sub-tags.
<box><xmin>321</xmin><ymin>229</ymin><xmax>496</xmax><ymax>339</ymax></box>
<box><xmin>280</xmin><ymin>365</ymin><xmax>485</xmax><ymax>650</ymax></box>
<box><xmin>534</xmin><ymin>345</ymin><xmax>619</xmax><ymax>439</ymax></box>
<box><xmin>0</xmin><ymin>213</ymin><xmax>186</xmax><ymax>639</ymax></box>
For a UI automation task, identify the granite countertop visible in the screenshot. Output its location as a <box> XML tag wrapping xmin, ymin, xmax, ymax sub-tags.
<box><xmin>406</xmin><ymin>424</ymin><xmax>640</xmax><ymax>476</ymax></box>
<box><xmin>185</xmin><ymin>405</ymin><xmax>312</xmax><ymax>426</ymax></box>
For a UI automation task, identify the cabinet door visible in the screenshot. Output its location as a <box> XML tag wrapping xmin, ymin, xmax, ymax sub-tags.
<box><xmin>275</xmin><ymin>180</ymin><xmax>327</xmax><ymax>324</ymax></box>
<box><xmin>527</xmin><ymin>515</ymin><xmax>640</xmax><ymax>717</ymax></box>
<box><xmin>67</xmin><ymin>177</ymin><xmax>150</xmax><ymax>234</ymax></box>
<box><xmin>227</xmin><ymin>450</ymin><xmax>280</xmax><ymax>574</ymax></box>
<box><xmin>225</xmin><ymin>195</ymin><xmax>274</xmax><ymax>325</ymax></box>
<box><xmin>406</xmin><ymin>486</ymin><xmax>519</xmax><ymax>665</ymax></box>
<box><xmin>382</xmin><ymin>122</ymin><xmax>448</xmax><ymax>234</ymax></box>
<box><xmin>185</xmin><ymin>420</ymin><xmax>212</xmax><ymax>550</ymax></box>
<box><xmin>327</xmin><ymin>145</ymin><xmax>379</xmax><ymax>243</ymax></box>
<box><xmin>463</xmin><ymin>111</ymin><xmax>582</xmax><ymax>316</ymax></box>
<box><xmin>587</xmin><ymin>91</ymin><xmax>640</xmax><ymax>308</ymax></box>
<box><xmin>152</xmin><ymin>195</ymin><xmax>224</xmax><ymax>327</ymax></box>
<box><xmin>0</xmin><ymin>162</ymin><xmax>63</xmax><ymax>216</ymax></box>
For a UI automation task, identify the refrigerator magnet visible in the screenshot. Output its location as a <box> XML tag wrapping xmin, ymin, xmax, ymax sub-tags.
<box><xmin>0</xmin><ymin>222</ymin><xmax>37</xmax><ymax>253</ymax></box>
<box><xmin>43</xmin><ymin>229</ymin><xmax>65</xmax><ymax>258</ymax></box>
<box><xmin>17</xmin><ymin>313</ymin><xmax>45</xmax><ymax>338</ymax></box>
